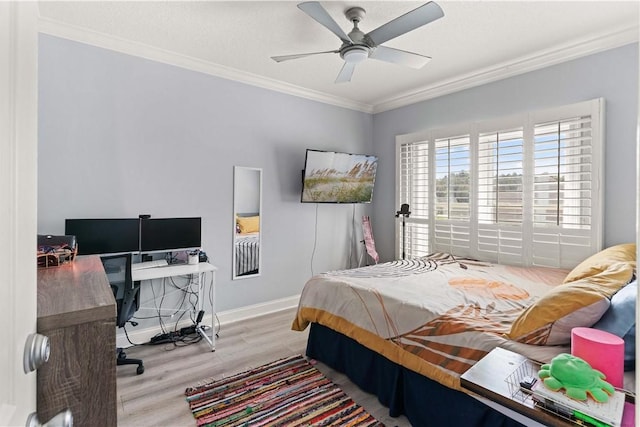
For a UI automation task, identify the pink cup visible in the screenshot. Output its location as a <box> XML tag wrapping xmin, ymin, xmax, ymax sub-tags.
<box><xmin>571</xmin><ymin>327</ymin><xmax>624</xmax><ymax>388</ymax></box>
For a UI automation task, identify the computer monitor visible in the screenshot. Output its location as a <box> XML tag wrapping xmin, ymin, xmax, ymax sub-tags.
<box><xmin>140</xmin><ymin>217</ymin><xmax>201</xmax><ymax>253</ymax></box>
<box><xmin>65</xmin><ymin>218</ymin><xmax>140</xmax><ymax>255</ymax></box>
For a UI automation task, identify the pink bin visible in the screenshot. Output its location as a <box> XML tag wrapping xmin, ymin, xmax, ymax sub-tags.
<box><xmin>571</xmin><ymin>327</ymin><xmax>624</xmax><ymax>388</ymax></box>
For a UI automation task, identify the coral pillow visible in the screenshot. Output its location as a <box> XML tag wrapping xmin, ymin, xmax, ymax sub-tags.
<box><xmin>508</xmin><ymin>262</ymin><xmax>634</xmax><ymax>345</ymax></box>
<box><xmin>563</xmin><ymin>243</ymin><xmax>636</xmax><ymax>284</ymax></box>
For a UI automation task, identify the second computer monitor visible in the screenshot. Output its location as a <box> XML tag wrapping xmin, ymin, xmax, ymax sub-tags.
<box><xmin>140</xmin><ymin>217</ymin><xmax>201</xmax><ymax>253</ymax></box>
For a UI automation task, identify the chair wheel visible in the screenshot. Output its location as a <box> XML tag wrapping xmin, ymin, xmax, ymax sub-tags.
<box><xmin>136</xmin><ymin>365</ymin><xmax>145</xmax><ymax>375</ymax></box>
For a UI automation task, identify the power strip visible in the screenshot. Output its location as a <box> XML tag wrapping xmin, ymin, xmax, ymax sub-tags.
<box><xmin>149</xmin><ymin>322</ymin><xmax>202</xmax><ymax>344</ymax></box>
<box><xmin>180</xmin><ymin>325</ymin><xmax>197</xmax><ymax>335</ymax></box>
<box><xmin>149</xmin><ymin>331</ymin><xmax>182</xmax><ymax>344</ymax></box>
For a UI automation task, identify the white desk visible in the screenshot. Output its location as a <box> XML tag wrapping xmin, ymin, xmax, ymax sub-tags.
<box><xmin>132</xmin><ymin>262</ymin><xmax>217</xmax><ymax>351</ymax></box>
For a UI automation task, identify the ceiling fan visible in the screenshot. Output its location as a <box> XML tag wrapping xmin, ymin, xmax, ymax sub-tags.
<box><xmin>271</xmin><ymin>1</ymin><xmax>444</xmax><ymax>83</ymax></box>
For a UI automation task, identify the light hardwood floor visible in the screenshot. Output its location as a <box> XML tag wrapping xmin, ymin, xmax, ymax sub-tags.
<box><xmin>116</xmin><ymin>308</ymin><xmax>411</xmax><ymax>426</ymax></box>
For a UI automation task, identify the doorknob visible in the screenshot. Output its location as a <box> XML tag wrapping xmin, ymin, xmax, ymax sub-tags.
<box><xmin>23</xmin><ymin>333</ymin><xmax>50</xmax><ymax>373</ymax></box>
<box><xmin>26</xmin><ymin>409</ymin><xmax>73</xmax><ymax>427</ymax></box>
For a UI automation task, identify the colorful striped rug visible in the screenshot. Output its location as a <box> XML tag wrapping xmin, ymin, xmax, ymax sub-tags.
<box><xmin>185</xmin><ymin>354</ymin><xmax>384</xmax><ymax>426</ymax></box>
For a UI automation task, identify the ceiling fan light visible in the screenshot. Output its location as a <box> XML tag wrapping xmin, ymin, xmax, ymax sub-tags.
<box><xmin>343</xmin><ymin>47</ymin><xmax>368</xmax><ymax>64</ymax></box>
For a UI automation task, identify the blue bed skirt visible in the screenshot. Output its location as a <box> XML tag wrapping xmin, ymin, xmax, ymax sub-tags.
<box><xmin>306</xmin><ymin>323</ymin><xmax>524</xmax><ymax>427</ymax></box>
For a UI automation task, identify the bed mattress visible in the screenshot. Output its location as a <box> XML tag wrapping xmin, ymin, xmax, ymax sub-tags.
<box><xmin>293</xmin><ymin>254</ymin><xmax>571</xmax><ymax>390</ymax></box>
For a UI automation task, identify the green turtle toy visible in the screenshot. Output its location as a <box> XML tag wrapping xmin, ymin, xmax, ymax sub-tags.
<box><xmin>538</xmin><ymin>353</ymin><xmax>615</xmax><ymax>403</ymax></box>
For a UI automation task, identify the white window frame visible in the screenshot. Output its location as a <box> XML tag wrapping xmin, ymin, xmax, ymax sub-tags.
<box><xmin>395</xmin><ymin>98</ymin><xmax>604</xmax><ymax>268</ymax></box>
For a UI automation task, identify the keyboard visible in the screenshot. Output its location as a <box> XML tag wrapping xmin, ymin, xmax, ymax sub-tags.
<box><xmin>131</xmin><ymin>259</ymin><xmax>168</xmax><ymax>271</ymax></box>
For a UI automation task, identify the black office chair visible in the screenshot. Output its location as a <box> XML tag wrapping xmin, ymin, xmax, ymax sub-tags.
<box><xmin>101</xmin><ymin>253</ymin><xmax>145</xmax><ymax>375</ymax></box>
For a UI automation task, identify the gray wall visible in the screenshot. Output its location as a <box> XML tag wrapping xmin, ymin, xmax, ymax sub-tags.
<box><xmin>38</xmin><ymin>34</ymin><xmax>373</xmax><ymax>322</ymax></box>
<box><xmin>371</xmin><ymin>43</ymin><xmax>639</xmax><ymax>262</ymax></box>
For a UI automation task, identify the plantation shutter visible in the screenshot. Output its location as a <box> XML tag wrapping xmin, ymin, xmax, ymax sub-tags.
<box><xmin>433</xmin><ymin>135</ymin><xmax>471</xmax><ymax>255</ymax></box>
<box><xmin>397</xmin><ymin>139</ymin><xmax>430</xmax><ymax>258</ymax></box>
<box><xmin>395</xmin><ymin>98</ymin><xmax>603</xmax><ymax>267</ymax></box>
<box><xmin>476</xmin><ymin>127</ymin><xmax>525</xmax><ymax>265</ymax></box>
<box><xmin>531</xmin><ymin>113</ymin><xmax>598</xmax><ymax>268</ymax></box>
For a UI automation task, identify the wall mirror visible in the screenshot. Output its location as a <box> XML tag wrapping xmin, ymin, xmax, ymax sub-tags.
<box><xmin>233</xmin><ymin>166</ymin><xmax>262</xmax><ymax>279</ymax></box>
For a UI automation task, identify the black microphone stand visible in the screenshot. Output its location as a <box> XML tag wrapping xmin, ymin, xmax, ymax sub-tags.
<box><xmin>395</xmin><ymin>204</ymin><xmax>411</xmax><ymax>260</ymax></box>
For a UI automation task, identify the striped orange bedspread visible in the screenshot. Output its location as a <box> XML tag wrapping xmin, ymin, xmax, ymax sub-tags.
<box><xmin>292</xmin><ymin>255</ymin><xmax>568</xmax><ymax>391</ymax></box>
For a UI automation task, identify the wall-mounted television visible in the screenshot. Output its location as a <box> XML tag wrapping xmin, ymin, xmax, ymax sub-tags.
<box><xmin>65</xmin><ymin>218</ymin><xmax>140</xmax><ymax>255</ymax></box>
<box><xmin>301</xmin><ymin>149</ymin><xmax>378</xmax><ymax>203</ymax></box>
<box><xmin>140</xmin><ymin>217</ymin><xmax>201</xmax><ymax>253</ymax></box>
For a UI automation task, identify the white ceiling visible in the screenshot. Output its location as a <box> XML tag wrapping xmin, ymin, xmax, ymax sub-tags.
<box><xmin>38</xmin><ymin>1</ymin><xmax>639</xmax><ymax>113</ymax></box>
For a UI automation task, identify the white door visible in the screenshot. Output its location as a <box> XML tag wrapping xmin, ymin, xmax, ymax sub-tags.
<box><xmin>0</xmin><ymin>2</ymin><xmax>39</xmax><ymax>426</ymax></box>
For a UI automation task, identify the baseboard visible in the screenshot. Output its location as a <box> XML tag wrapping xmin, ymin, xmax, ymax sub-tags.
<box><xmin>116</xmin><ymin>295</ymin><xmax>300</xmax><ymax>348</ymax></box>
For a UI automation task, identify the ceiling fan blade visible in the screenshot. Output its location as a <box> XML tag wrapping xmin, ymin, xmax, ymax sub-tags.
<box><xmin>271</xmin><ymin>50</ymin><xmax>338</xmax><ymax>63</ymax></box>
<box><xmin>369</xmin><ymin>46</ymin><xmax>431</xmax><ymax>69</ymax></box>
<box><xmin>335</xmin><ymin>62</ymin><xmax>356</xmax><ymax>84</ymax></box>
<box><xmin>366</xmin><ymin>2</ymin><xmax>444</xmax><ymax>46</ymax></box>
<box><xmin>298</xmin><ymin>2</ymin><xmax>352</xmax><ymax>45</ymax></box>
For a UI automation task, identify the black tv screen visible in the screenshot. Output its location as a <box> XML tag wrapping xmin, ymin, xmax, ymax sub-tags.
<box><xmin>140</xmin><ymin>217</ymin><xmax>201</xmax><ymax>253</ymax></box>
<box><xmin>65</xmin><ymin>218</ymin><xmax>140</xmax><ymax>255</ymax></box>
<box><xmin>301</xmin><ymin>149</ymin><xmax>378</xmax><ymax>203</ymax></box>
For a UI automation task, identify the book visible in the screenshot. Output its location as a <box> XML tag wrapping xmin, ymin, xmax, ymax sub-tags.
<box><xmin>532</xmin><ymin>381</ymin><xmax>625</xmax><ymax>427</ymax></box>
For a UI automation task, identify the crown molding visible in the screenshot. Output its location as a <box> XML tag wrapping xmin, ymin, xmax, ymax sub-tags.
<box><xmin>38</xmin><ymin>16</ymin><xmax>637</xmax><ymax>116</ymax></box>
<box><xmin>372</xmin><ymin>25</ymin><xmax>639</xmax><ymax>114</ymax></box>
<box><xmin>37</xmin><ymin>17</ymin><xmax>375</xmax><ymax>114</ymax></box>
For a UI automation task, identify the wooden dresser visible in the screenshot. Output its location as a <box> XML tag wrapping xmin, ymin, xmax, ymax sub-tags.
<box><xmin>37</xmin><ymin>256</ymin><xmax>117</xmax><ymax>427</ymax></box>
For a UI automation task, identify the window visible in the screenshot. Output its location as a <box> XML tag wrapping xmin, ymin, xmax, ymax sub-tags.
<box><xmin>395</xmin><ymin>99</ymin><xmax>603</xmax><ymax>268</ymax></box>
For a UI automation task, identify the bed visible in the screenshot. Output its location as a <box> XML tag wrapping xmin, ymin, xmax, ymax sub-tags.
<box><xmin>292</xmin><ymin>246</ymin><xmax>637</xmax><ymax>426</ymax></box>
